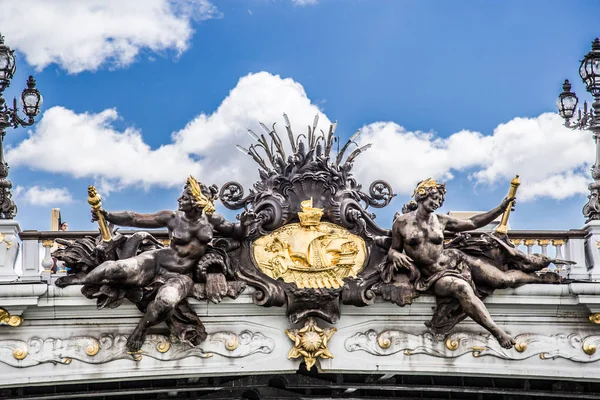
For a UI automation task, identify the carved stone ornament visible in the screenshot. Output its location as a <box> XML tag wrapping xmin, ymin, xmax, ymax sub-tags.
<box><xmin>0</xmin><ymin>331</ymin><xmax>274</xmax><ymax>367</ymax></box>
<box><xmin>345</xmin><ymin>330</ymin><xmax>600</xmax><ymax>363</ymax></box>
<box><xmin>0</xmin><ymin>308</ymin><xmax>22</xmax><ymax>327</ymax></box>
<box><xmin>285</xmin><ymin>317</ymin><xmax>336</xmax><ymax>370</ymax></box>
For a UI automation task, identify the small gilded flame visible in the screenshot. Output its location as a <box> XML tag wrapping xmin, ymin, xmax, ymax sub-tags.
<box><xmin>87</xmin><ymin>185</ymin><xmax>102</xmax><ymax>209</ymax></box>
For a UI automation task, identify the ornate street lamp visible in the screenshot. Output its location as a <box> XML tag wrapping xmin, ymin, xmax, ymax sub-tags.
<box><xmin>0</xmin><ymin>34</ymin><xmax>43</xmax><ymax>219</ymax></box>
<box><xmin>557</xmin><ymin>38</ymin><xmax>600</xmax><ymax>222</ymax></box>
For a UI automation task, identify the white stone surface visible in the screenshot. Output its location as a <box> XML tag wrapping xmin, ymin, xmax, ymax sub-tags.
<box><xmin>566</xmin><ymin>236</ymin><xmax>589</xmax><ymax>279</ymax></box>
<box><xmin>584</xmin><ymin>221</ymin><xmax>600</xmax><ymax>280</ymax></box>
<box><xmin>1</xmin><ymin>283</ymin><xmax>600</xmax><ymax>387</ymax></box>
<box><xmin>0</xmin><ymin>221</ymin><xmax>20</xmax><ymax>282</ymax></box>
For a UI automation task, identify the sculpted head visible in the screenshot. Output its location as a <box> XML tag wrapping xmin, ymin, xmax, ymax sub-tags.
<box><xmin>178</xmin><ymin>176</ymin><xmax>218</xmax><ymax>215</ymax></box>
<box><xmin>411</xmin><ymin>178</ymin><xmax>446</xmax><ymax>213</ymax></box>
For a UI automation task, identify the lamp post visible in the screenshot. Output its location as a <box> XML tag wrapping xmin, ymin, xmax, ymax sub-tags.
<box><xmin>0</xmin><ymin>33</ymin><xmax>43</xmax><ymax>219</ymax></box>
<box><xmin>557</xmin><ymin>38</ymin><xmax>600</xmax><ymax>223</ymax></box>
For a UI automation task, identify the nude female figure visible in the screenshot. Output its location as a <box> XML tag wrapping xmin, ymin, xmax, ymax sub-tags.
<box><xmin>56</xmin><ymin>176</ymin><xmax>254</xmax><ymax>352</ymax></box>
<box><xmin>388</xmin><ymin>178</ymin><xmax>516</xmax><ymax>348</ymax></box>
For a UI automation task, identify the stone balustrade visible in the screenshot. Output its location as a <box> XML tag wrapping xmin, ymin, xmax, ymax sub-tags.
<box><xmin>0</xmin><ymin>228</ymin><xmax>591</xmax><ymax>283</ymax></box>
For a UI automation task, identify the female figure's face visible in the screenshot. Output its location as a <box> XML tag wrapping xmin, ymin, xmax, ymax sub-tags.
<box><xmin>418</xmin><ymin>188</ymin><xmax>444</xmax><ymax>213</ymax></box>
<box><xmin>178</xmin><ymin>189</ymin><xmax>194</xmax><ymax>212</ymax></box>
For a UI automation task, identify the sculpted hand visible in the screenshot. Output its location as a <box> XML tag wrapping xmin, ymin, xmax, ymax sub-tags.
<box><xmin>91</xmin><ymin>208</ymin><xmax>108</xmax><ymax>223</ymax></box>
<box><xmin>390</xmin><ymin>251</ymin><xmax>414</xmax><ymax>271</ymax></box>
<box><xmin>500</xmin><ymin>196</ymin><xmax>516</xmax><ymax>212</ymax></box>
<box><xmin>241</xmin><ymin>211</ymin><xmax>265</xmax><ymax>227</ymax></box>
<box><xmin>239</xmin><ymin>211</ymin><xmax>256</xmax><ymax>227</ymax></box>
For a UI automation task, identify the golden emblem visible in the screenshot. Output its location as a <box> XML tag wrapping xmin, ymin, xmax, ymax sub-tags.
<box><xmin>252</xmin><ymin>199</ymin><xmax>367</xmax><ymax>289</ymax></box>
<box><xmin>285</xmin><ymin>317</ymin><xmax>336</xmax><ymax>370</ymax></box>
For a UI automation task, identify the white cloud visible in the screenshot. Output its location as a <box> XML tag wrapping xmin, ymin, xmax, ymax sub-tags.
<box><xmin>8</xmin><ymin>71</ymin><xmax>593</xmax><ymax>202</ymax></box>
<box><xmin>292</xmin><ymin>0</ymin><xmax>319</xmax><ymax>5</ymax></box>
<box><xmin>9</xmin><ymin>72</ymin><xmax>330</xmax><ymax>192</ymax></box>
<box><xmin>14</xmin><ymin>186</ymin><xmax>73</xmax><ymax>206</ymax></box>
<box><xmin>353</xmin><ymin>124</ymin><xmax>493</xmax><ymax>194</ymax></box>
<box><xmin>8</xmin><ymin>107</ymin><xmax>202</xmax><ymax>191</ymax></box>
<box><xmin>354</xmin><ymin>113</ymin><xmax>593</xmax><ymax>201</ymax></box>
<box><xmin>0</xmin><ymin>0</ymin><xmax>218</xmax><ymax>73</ymax></box>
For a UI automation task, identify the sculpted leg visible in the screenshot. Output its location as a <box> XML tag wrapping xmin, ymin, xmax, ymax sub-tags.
<box><xmin>55</xmin><ymin>254</ymin><xmax>157</xmax><ymax>288</ymax></box>
<box><xmin>126</xmin><ymin>276</ymin><xmax>194</xmax><ymax>352</ymax></box>
<box><xmin>467</xmin><ymin>256</ymin><xmax>556</xmax><ymax>289</ymax></box>
<box><xmin>434</xmin><ymin>276</ymin><xmax>514</xmax><ymax>349</ymax></box>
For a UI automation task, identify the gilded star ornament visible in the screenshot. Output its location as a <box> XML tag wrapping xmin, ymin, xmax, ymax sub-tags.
<box><xmin>285</xmin><ymin>317</ymin><xmax>336</xmax><ymax>370</ymax></box>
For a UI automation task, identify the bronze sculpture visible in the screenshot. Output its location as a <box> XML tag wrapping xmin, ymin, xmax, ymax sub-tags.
<box><xmin>383</xmin><ymin>178</ymin><xmax>571</xmax><ymax>349</ymax></box>
<box><xmin>55</xmin><ymin>176</ymin><xmax>251</xmax><ymax>352</ymax></box>
<box><xmin>53</xmin><ymin>116</ymin><xmax>574</xmax><ymax>361</ymax></box>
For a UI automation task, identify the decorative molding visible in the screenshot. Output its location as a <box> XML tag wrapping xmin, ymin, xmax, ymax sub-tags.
<box><xmin>345</xmin><ymin>330</ymin><xmax>600</xmax><ymax>363</ymax></box>
<box><xmin>0</xmin><ymin>308</ymin><xmax>22</xmax><ymax>327</ymax></box>
<box><xmin>0</xmin><ymin>330</ymin><xmax>274</xmax><ymax>368</ymax></box>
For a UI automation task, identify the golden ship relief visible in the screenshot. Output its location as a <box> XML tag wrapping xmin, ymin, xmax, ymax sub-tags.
<box><xmin>252</xmin><ymin>199</ymin><xmax>367</xmax><ymax>289</ymax></box>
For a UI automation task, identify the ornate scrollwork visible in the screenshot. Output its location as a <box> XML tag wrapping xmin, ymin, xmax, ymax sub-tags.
<box><xmin>0</xmin><ymin>331</ymin><xmax>274</xmax><ymax>368</ymax></box>
<box><xmin>584</xmin><ymin>181</ymin><xmax>600</xmax><ymax>222</ymax></box>
<box><xmin>360</xmin><ymin>180</ymin><xmax>395</xmax><ymax>209</ymax></box>
<box><xmin>219</xmin><ymin>181</ymin><xmax>250</xmax><ymax>210</ymax></box>
<box><xmin>0</xmin><ymin>308</ymin><xmax>22</xmax><ymax>327</ymax></box>
<box><xmin>346</xmin><ymin>330</ymin><xmax>600</xmax><ymax>363</ymax></box>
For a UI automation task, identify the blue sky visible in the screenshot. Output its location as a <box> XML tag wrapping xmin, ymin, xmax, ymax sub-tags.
<box><xmin>2</xmin><ymin>0</ymin><xmax>599</xmax><ymax>231</ymax></box>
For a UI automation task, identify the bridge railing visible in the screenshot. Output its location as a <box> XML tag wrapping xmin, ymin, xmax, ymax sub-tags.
<box><xmin>6</xmin><ymin>228</ymin><xmax>592</xmax><ymax>283</ymax></box>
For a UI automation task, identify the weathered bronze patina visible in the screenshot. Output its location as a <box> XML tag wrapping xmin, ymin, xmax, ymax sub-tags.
<box><xmin>55</xmin><ymin>176</ymin><xmax>250</xmax><ymax>352</ymax></box>
<box><xmin>53</xmin><ymin>115</ymin><xmax>573</xmax><ymax>356</ymax></box>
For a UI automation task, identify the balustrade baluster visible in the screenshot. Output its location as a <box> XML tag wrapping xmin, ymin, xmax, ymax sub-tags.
<box><xmin>41</xmin><ymin>240</ymin><xmax>54</xmax><ymax>281</ymax></box>
<box><xmin>524</xmin><ymin>239</ymin><xmax>536</xmax><ymax>255</ymax></box>
<box><xmin>538</xmin><ymin>239</ymin><xmax>550</xmax><ymax>256</ymax></box>
<box><xmin>552</xmin><ymin>239</ymin><xmax>565</xmax><ymax>260</ymax></box>
<box><xmin>510</xmin><ymin>239</ymin><xmax>522</xmax><ymax>249</ymax></box>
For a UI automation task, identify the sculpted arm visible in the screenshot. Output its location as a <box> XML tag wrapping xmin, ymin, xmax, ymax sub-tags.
<box><xmin>388</xmin><ymin>222</ymin><xmax>403</xmax><ymax>260</ymax></box>
<box><xmin>387</xmin><ymin>219</ymin><xmax>413</xmax><ymax>270</ymax></box>
<box><xmin>207</xmin><ymin>212</ymin><xmax>245</xmax><ymax>239</ymax></box>
<box><xmin>440</xmin><ymin>197</ymin><xmax>513</xmax><ymax>232</ymax></box>
<box><xmin>103</xmin><ymin>210</ymin><xmax>175</xmax><ymax>229</ymax></box>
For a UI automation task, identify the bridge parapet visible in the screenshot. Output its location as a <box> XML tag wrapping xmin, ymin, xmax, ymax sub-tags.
<box><xmin>1</xmin><ymin>280</ymin><xmax>600</xmax><ymax>386</ymax></box>
<box><xmin>1</xmin><ymin>228</ymin><xmax>600</xmax><ymax>387</ymax></box>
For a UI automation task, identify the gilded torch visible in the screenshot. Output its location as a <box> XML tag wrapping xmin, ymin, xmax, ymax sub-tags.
<box><xmin>87</xmin><ymin>186</ymin><xmax>111</xmax><ymax>242</ymax></box>
<box><xmin>495</xmin><ymin>175</ymin><xmax>520</xmax><ymax>235</ymax></box>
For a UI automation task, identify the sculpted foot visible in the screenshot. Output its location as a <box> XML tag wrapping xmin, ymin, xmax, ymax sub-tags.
<box><xmin>126</xmin><ymin>329</ymin><xmax>147</xmax><ymax>353</ymax></box>
<box><xmin>55</xmin><ymin>275</ymin><xmax>81</xmax><ymax>288</ymax></box>
<box><xmin>495</xmin><ymin>331</ymin><xmax>515</xmax><ymax>349</ymax></box>
<box><xmin>540</xmin><ymin>272</ymin><xmax>563</xmax><ymax>284</ymax></box>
